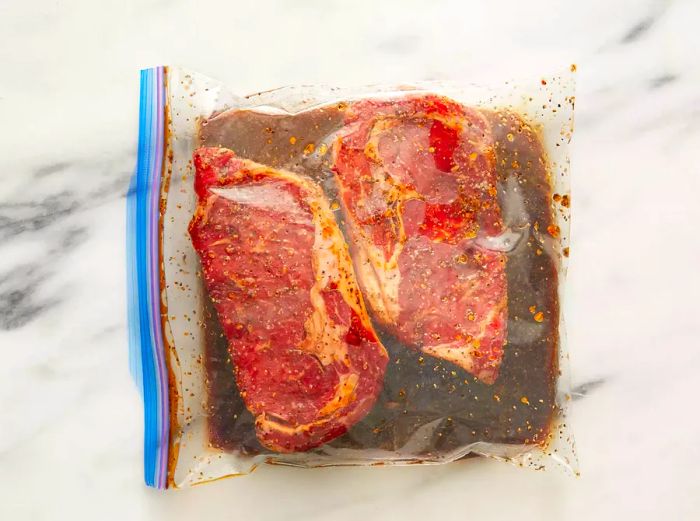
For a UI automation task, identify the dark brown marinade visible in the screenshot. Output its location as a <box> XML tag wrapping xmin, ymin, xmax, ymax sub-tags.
<box><xmin>201</xmin><ymin>103</ymin><xmax>559</xmax><ymax>457</ymax></box>
<box><xmin>199</xmin><ymin>106</ymin><xmax>345</xmax><ymax>178</ymax></box>
<box><xmin>203</xmin><ymin>293</ymin><xmax>262</xmax><ymax>453</ymax></box>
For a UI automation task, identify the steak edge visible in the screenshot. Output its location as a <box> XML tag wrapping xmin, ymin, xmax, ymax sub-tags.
<box><xmin>189</xmin><ymin>147</ymin><xmax>388</xmax><ymax>452</ymax></box>
<box><xmin>331</xmin><ymin>95</ymin><xmax>507</xmax><ymax>384</ymax></box>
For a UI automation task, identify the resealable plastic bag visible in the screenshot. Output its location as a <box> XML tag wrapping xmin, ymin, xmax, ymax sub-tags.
<box><xmin>127</xmin><ymin>66</ymin><xmax>576</xmax><ymax>488</ymax></box>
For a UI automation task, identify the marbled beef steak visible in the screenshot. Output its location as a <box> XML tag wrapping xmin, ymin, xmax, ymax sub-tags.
<box><xmin>331</xmin><ymin>95</ymin><xmax>507</xmax><ymax>384</ymax></box>
<box><xmin>189</xmin><ymin>147</ymin><xmax>388</xmax><ymax>452</ymax></box>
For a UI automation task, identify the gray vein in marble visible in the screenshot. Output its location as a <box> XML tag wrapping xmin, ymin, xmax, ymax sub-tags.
<box><xmin>34</xmin><ymin>162</ymin><xmax>72</xmax><ymax>178</ymax></box>
<box><xmin>619</xmin><ymin>0</ymin><xmax>674</xmax><ymax>44</ymax></box>
<box><xmin>55</xmin><ymin>226</ymin><xmax>89</xmax><ymax>252</ymax></box>
<box><xmin>0</xmin><ymin>192</ymin><xmax>80</xmax><ymax>240</ymax></box>
<box><xmin>0</xmin><ymin>224</ymin><xmax>91</xmax><ymax>329</ymax></box>
<box><xmin>0</xmin><ymin>152</ymin><xmax>132</xmax><ymax>335</ymax></box>
<box><xmin>649</xmin><ymin>74</ymin><xmax>678</xmax><ymax>88</ymax></box>
<box><xmin>620</xmin><ymin>16</ymin><xmax>657</xmax><ymax>43</ymax></box>
<box><xmin>0</xmin><ymin>158</ymin><xmax>131</xmax><ymax>241</ymax></box>
<box><xmin>570</xmin><ymin>378</ymin><xmax>606</xmax><ymax>400</ymax></box>
<box><xmin>0</xmin><ymin>267</ymin><xmax>59</xmax><ymax>330</ymax></box>
<box><xmin>86</xmin><ymin>324</ymin><xmax>123</xmax><ymax>342</ymax></box>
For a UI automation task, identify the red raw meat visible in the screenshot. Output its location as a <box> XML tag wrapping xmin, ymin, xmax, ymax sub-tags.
<box><xmin>331</xmin><ymin>95</ymin><xmax>507</xmax><ymax>384</ymax></box>
<box><xmin>189</xmin><ymin>147</ymin><xmax>388</xmax><ymax>452</ymax></box>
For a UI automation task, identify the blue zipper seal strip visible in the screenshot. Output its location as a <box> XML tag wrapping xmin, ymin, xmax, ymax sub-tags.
<box><xmin>127</xmin><ymin>66</ymin><xmax>169</xmax><ymax>489</ymax></box>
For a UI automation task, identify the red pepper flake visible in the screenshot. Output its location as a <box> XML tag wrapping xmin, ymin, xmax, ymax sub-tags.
<box><xmin>563</xmin><ymin>247</ymin><xmax>570</xmax><ymax>257</ymax></box>
<box><xmin>541</xmin><ymin>79</ymin><xmax>547</xmax><ymax>86</ymax></box>
<box><xmin>560</xmin><ymin>194</ymin><xmax>570</xmax><ymax>208</ymax></box>
<box><xmin>533</xmin><ymin>311</ymin><xmax>544</xmax><ymax>323</ymax></box>
<box><xmin>547</xmin><ymin>224</ymin><xmax>560</xmax><ymax>238</ymax></box>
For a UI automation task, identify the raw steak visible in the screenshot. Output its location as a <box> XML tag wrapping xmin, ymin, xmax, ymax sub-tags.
<box><xmin>331</xmin><ymin>95</ymin><xmax>507</xmax><ymax>384</ymax></box>
<box><xmin>189</xmin><ymin>147</ymin><xmax>388</xmax><ymax>452</ymax></box>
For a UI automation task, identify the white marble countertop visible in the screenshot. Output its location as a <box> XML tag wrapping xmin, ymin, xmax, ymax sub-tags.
<box><xmin>1</xmin><ymin>0</ymin><xmax>699</xmax><ymax>519</ymax></box>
